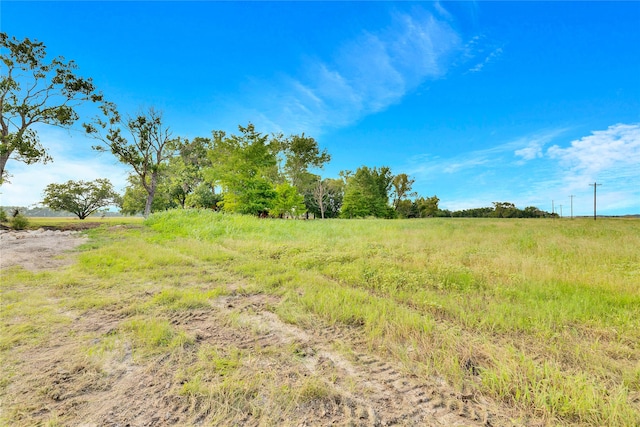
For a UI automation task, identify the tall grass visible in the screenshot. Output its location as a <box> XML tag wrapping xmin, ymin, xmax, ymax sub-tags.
<box><xmin>145</xmin><ymin>210</ymin><xmax>640</xmax><ymax>425</ymax></box>
<box><xmin>2</xmin><ymin>210</ymin><xmax>638</xmax><ymax>425</ymax></box>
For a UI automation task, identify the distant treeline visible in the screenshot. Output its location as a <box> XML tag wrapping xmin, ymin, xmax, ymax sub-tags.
<box><xmin>0</xmin><ymin>206</ymin><xmax>127</xmax><ymax>218</ymax></box>
<box><xmin>447</xmin><ymin>202</ymin><xmax>556</xmax><ymax>218</ymax></box>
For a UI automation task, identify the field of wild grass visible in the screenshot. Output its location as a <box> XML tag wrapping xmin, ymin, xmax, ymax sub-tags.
<box><xmin>145</xmin><ymin>211</ymin><xmax>640</xmax><ymax>425</ymax></box>
<box><xmin>1</xmin><ymin>210</ymin><xmax>638</xmax><ymax>425</ymax></box>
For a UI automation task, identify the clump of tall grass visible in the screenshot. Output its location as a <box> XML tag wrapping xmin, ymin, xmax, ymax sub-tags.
<box><xmin>121</xmin><ymin>318</ymin><xmax>193</xmax><ymax>354</ymax></box>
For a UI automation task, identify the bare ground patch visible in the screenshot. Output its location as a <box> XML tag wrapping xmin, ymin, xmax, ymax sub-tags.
<box><xmin>0</xmin><ymin>229</ymin><xmax>89</xmax><ymax>271</ymax></box>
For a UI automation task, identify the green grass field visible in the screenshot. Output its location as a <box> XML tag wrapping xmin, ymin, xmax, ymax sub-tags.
<box><xmin>24</xmin><ymin>216</ymin><xmax>143</xmax><ymax>229</ymax></box>
<box><xmin>146</xmin><ymin>211</ymin><xmax>640</xmax><ymax>425</ymax></box>
<box><xmin>1</xmin><ymin>211</ymin><xmax>638</xmax><ymax>425</ymax></box>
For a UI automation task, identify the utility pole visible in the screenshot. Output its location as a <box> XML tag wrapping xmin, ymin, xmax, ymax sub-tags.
<box><xmin>569</xmin><ymin>195</ymin><xmax>574</xmax><ymax>219</ymax></box>
<box><xmin>559</xmin><ymin>205</ymin><xmax>563</xmax><ymax>218</ymax></box>
<box><xmin>589</xmin><ymin>182</ymin><xmax>602</xmax><ymax>220</ymax></box>
<box><xmin>552</xmin><ymin>200</ymin><xmax>555</xmax><ymax>217</ymax></box>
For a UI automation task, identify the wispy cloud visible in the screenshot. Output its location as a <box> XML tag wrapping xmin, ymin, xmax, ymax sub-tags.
<box><xmin>468</xmin><ymin>47</ymin><xmax>503</xmax><ymax>73</ymax></box>
<box><xmin>231</xmin><ymin>8</ymin><xmax>462</xmax><ymax>135</ymax></box>
<box><xmin>514</xmin><ymin>128</ymin><xmax>569</xmax><ymax>162</ymax></box>
<box><xmin>458</xmin><ymin>33</ymin><xmax>504</xmax><ymax>74</ymax></box>
<box><xmin>408</xmin><ymin>128</ymin><xmax>566</xmax><ymax>178</ymax></box>
<box><xmin>403</xmin><ymin>126</ymin><xmax>640</xmax><ymax>214</ymax></box>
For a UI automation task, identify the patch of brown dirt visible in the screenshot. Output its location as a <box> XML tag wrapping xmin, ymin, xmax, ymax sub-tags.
<box><xmin>43</xmin><ymin>222</ymin><xmax>105</xmax><ymax>231</ymax></box>
<box><xmin>0</xmin><ymin>229</ymin><xmax>88</xmax><ymax>271</ymax></box>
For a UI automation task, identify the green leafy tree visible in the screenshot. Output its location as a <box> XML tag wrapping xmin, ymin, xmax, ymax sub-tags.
<box><xmin>391</xmin><ymin>173</ymin><xmax>415</xmax><ymax>210</ymax></box>
<box><xmin>41</xmin><ymin>178</ymin><xmax>121</xmax><ymax>219</ymax></box>
<box><xmin>1</xmin><ymin>33</ymin><xmax>103</xmax><ymax>184</ymax></box>
<box><xmin>341</xmin><ymin>166</ymin><xmax>394</xmax><ymax>218</ymax></box>
<box><xmin>10</xmin><ymin>212</ymin><xmax>29</xmax><ymax>230</ymax></box>
<box><xmin>120</xmin><ymin>173</ymin><xmax>175</xmax><ymax>216</ymax></box>
<box><xmin>222</xmin><ymin>178</ymin><xmax>276</xmax><ymax>216</ymax></box>
<box><xmin>395</xmin><ymin>199</ymin><xmax>417</xmax><ymax>218</ymax></box>
<box><xmin>522</xmin><ymin>206</ymin><xmax>545</xmax><ymax>218</ymax></box>
<box><xmin>185</xmin><ymin>182</ymin><xmax>221</xmax><ymax>209</ymax></box>
<box><xmin>282</xmin><ymin>134</ymin><xmax>330</xmax><ymax>191</ymax></box>
<box><xmin>272</xmin><ymin>182</ymin><xmax>306</xmax><ymax>218</ymax></box>
<box><xmin>450</xmin><ymin>204</ymin><xmax>553</xmax><ymax>218</ymax></box>
<box><xmin>165</xmin><ymin>137</ymin><xmax>214</xmax><ymax>208</ymax></box>
<box><xmin>492</xmin><ymin>202</ymin><xmax>518</xmax><ymax>218</ymax></box>
<box><xmin>415</xmin><ymin>195</ymin><xmax>440</xmax><ymax>217</ymax></box>
<box><xmin>86</xmin><ymin>108</ymin><xmax>173</xmax><ymax>218</ymax></box>
<box><xmin>206</xmin><ymin>124</ymin><xmax>279</xmax><ymax>215</ymax></box>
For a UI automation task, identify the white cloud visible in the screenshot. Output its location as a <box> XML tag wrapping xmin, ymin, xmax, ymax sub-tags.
<box><xmin>233</xmin><ymin>9</ymin><xmax>462</xmax><ymax>136</ymax></box>
<box><xmin>514</xmin><ymin>128</ymin><xmax>568</xmax><ymax>162</ymax></box>
<box><xmin>409</xmin><ymin>128</ymin><xmax>566</xmax><ymax>178</ymax></box>
<box><xmin>0</xmin><ymin>127</ymin><xmax>130</xmax><ymax>208</ymax></box>
<box><xmin>547</xmin><ymin>123</ymin><xmax>640</xmax><ymax>181</ymax></box>
<box><xmin>433</xmin><ymin>1</ymin><xmax>453</xmax><ymax>20</ymax></box>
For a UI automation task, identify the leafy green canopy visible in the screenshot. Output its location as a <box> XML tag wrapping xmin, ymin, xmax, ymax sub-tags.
<box><xmin>272</xmin><ymin>182</ymin><xmax>306</xmax><ymax>218</ymax></box>
<box><xmin>0</xmin><ymin>33</ymin><xmax>103</xmax><ymax>184</ymax></box>
<box><xmin>203</xmin><ymin>124</ymin><xmax>328</xmax><ymax>217</ymax></box>
<box><xmin>206</xmin><ymin>124</ymin><xmax>280</xmax><ymax>215</ymax></box>
<box><xmin>341</xmin><ymin>166</ymin><xmax>395</xmax><ymax>219</ymax></box>
<box><xmin>41</xmin><ymin>178</ymin><xmax>121</xmax><ymax>219</ymax></box>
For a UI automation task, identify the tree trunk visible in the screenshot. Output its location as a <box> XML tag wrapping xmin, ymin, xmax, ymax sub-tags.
<box><xmin>0</xmin><ymin>151</ymin><xmax>11</xmax><ymax>185</ymax></box>
<box><xmin>144</xmin><ymin>172</ymin><xmax>158</xmax><ymax>218</ymax></box>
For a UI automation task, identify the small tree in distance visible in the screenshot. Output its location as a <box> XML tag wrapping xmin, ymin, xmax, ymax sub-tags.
<box><xmin>272</xmin><ymin>182</ymin><xmax>306</xmax><ymax>218</ymax></box>
<box><xmin>42</xmin><ymin>178</ymin><xmax>121</xmax><ymax>219</ymax></box>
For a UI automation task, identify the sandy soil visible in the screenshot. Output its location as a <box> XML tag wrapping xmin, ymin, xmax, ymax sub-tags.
<box><xmin>1</xmin><ymin>228</ymin><xmax>518</xmax><ymax>426</ymax></box>
<box><xmin>0</xmin><ymin>228</ymin><xmax>89</xmax><ymax>271</ymax></box>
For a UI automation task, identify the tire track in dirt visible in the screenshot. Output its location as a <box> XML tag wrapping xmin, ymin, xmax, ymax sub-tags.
<box><xmin>210</xmin><ymin>292</ymin><xmax>500</xmax><ymax>426</ymax></box>
<box><xmin>4</xmin><ymin>289</ymin><xmax>506</xmax><ymax>426</ymax></box>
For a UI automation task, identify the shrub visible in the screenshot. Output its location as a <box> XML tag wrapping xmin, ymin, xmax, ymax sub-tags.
<box><xmin>11</xmin><ymin>214</ymin><xmax>29</xmax><ymax>230</ymax></box>
<box><xmin>0</xmin><ymin>208</ymin><xmax>7</xmax><ymax>223</ymax></box>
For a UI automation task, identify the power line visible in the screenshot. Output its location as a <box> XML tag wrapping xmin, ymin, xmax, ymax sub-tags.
<box><xmin>589</xmin><ymin>182</ymin><xmax>602</xmax><ymax>220</ymax></box>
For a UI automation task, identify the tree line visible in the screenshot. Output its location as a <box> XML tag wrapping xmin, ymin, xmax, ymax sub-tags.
<box><xmin>1</xmin><ymin>33</ymin><xmax>552</xmax><ymax>221</ymax></box>
<box><xmin>85</xmin><ymin>112</ymin><xmax>441</xmax><ymax>220</ymax></box>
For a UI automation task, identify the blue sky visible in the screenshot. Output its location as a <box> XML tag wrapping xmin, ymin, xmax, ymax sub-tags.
<box><xmin>2</xmin><ymin>1</ymin><xmax>639</xmax><ymax>215</ymax></box>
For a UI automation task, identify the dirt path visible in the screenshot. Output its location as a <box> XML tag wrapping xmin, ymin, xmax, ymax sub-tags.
<box><xmin>1</xmin><ymin>230</ymin><xmax>514</xmax><ymax>426</ymax></box>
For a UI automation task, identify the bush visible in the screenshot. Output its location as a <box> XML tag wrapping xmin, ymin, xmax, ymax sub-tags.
<box><xmin>0</xmin><ymin>208</ymin><xmax>7</xmax><ymax>223</ymax></box>
<box><xmin>10</xmin><ymin>214</ymin><xmax>29</xmax><ymax>230</ymax></box>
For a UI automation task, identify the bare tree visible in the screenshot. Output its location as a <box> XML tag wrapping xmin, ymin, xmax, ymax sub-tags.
<box><xmin>86</xmin><ymin>108</ymin><xmax>173</xmax><ymax>218</ymax></box>
<box><xmin>313</xmin><ymin>179</ymin><xmax>327</xmax><ymax>219</ymax></box>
